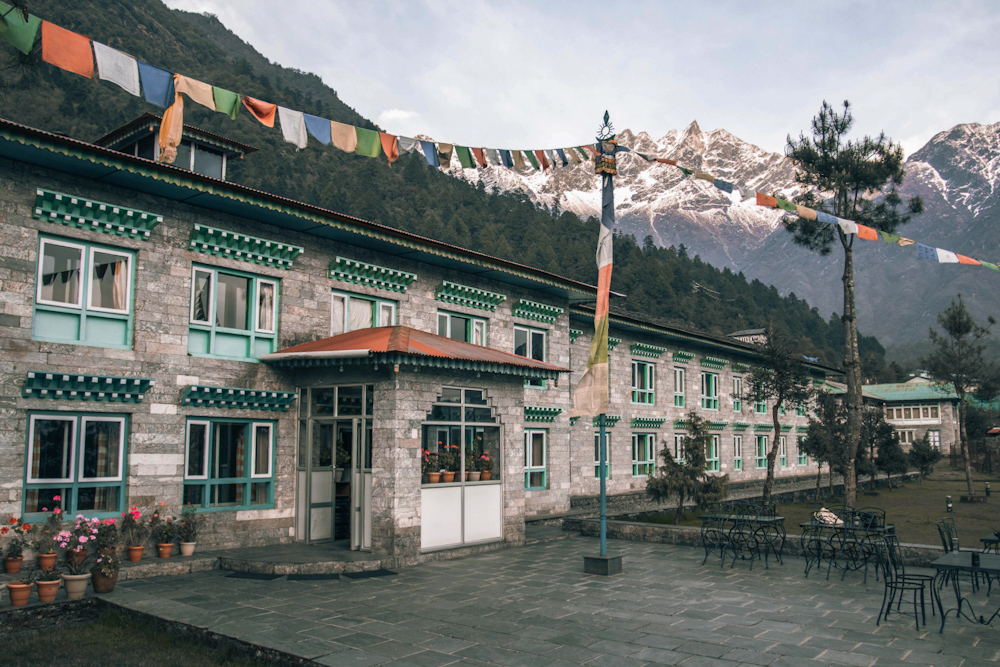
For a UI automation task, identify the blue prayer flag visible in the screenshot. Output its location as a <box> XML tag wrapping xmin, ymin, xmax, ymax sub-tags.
<box><xmin>555</xmin><ymin>148</ymin><xmax>568</xmax><ymax>167</ymax></box>
<box><xmin>499</xmin><ymin>149</ymin><xmax>513</xmax><ymax>168</ymax></box>
<box><xmin>916</xmin><ymin>243</ymin><xmax>938</xmax><ymax>262</ymax></box>
<box><xmin>713</xmin><ymin>178</ymin><xmax>734</xmax><ymax>194</ymax></box>
<box><xmin>420</xmin><ymin>141</ymin><xmax>440</xmax><ymax>168</ymax></box>
<box><xmin>137</xmin><ymin>61</ymin><xmax>174</xmax><ymax>108</ymax></box>
<box><xmin>303</xmin><ymin>114</ymin><xmax>331</xmax><ymax>145</ymax></box>
<box><xmin>815</xmin><ymin>211</ymin><xmax>838</xmax><ymax>225</ymax></box>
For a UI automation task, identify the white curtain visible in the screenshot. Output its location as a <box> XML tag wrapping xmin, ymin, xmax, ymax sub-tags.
<box><xmin>257</xmin><ymin>282</ymin><xmax>274</xmax><ymax>331</ymax></box>
<box><xmin>112</xmin><ymin>258</ymin><xmax>128</xmax><ymax>311</ymax></box>
<box><xmin>350</xmin><ymin>299</ymin><xmax>374</xmax><ymax>332</ymax></box>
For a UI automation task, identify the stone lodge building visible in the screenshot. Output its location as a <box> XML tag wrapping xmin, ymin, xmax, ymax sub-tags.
<box><xmin>0</xmin><ymin>116</ymin><xmax>834</xmax><ymax>564</ymax></box>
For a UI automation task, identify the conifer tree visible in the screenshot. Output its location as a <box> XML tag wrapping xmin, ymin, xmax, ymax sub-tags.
<box><xmin>785</xmin><ymin>101</ymin><xmax>923</xmax><ymax>509</ymax></box>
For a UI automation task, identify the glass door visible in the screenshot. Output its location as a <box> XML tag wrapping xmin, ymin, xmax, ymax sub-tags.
<box><xmin>350</xmin><ymin>418</ymin><xmax>373</xmax><ymax>550</ymax></box>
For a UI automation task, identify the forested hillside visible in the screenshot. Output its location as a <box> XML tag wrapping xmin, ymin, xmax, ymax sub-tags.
<box><xmin>0</xmin><ymin>0</ymin><xmax>890</xmax><ymax>374</ymax></box>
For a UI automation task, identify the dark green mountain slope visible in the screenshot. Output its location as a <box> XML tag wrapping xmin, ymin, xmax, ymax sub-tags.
<box><xmin>0</xmin><ymin>0</ymin><xmax>887</xmax><ymax>373</ymax></box>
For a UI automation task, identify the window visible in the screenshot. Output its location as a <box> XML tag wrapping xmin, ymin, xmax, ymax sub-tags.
<box><xmin>755</xmin><ymin>435</ymin><xmax>768</xmax><ymax>469</ymax></box>
<box><xmin>701</xmin><ymin>372</ymin><xmax>719</xmax><ymax>410</ymax></box>
<box><xmin>24</xmin><ymin>413</ymin><xmax>128</xmax><ymax>517</ymax></box>
<box><xmin>632</xmin><ymin>433</ymin><xmax>656</xmax><ymax>476</ymax></box>
<box><xmin>524</xmin><ymin>430</ymin><xmax>547</xmax><ymax>490</ymax></box>
<box><xmin>733</xmin><ymin>376</ymin><xmax>742</xmax><ymax>412</ymax></box>
<box><xmin>797</xmin><ymin>436</ymin><xmax>807</xmax><ymax>466</ymax></box>
<box><xmin>887</xmin><ymin>404</ymin><xmax>940</xmax><ymax>421</ymax></box>
<box><xmin>928</xmin><ymin>430</ymin><xmax>940</xmax><ymax>449</ymax></box>
<box><xmin>183</xmin><ymin>419</ymin><xmax>275</xmax><ymax>511</ymax></box>
<box><xmin>778</xmin><ymin>404</ymin><xmax>786</xmax><ymax>416</ymax></box>
<box><xmin>632</xmin><ymin>361</ymin><xmax>655</xmax><ymax>404</ymax></box>
<box><xmin>673</xmin><ymin>368</ymin><xmax>685</xmax><ymax>407</ymax></box>
<box><xmin>421</xmin><ymin>387</ymin><xmax>501</xmax><ymax>484</ymax></box>
<box><xmin>796</xmin><ymin>404</ymin><xmax>806</xmax><ymax>417</ymax></box>
<box><xmin>754</xmin><ymin>399</ymin><xmax>767</xmax><ymax>414</ymax></box>
<box><xmin>189</xmin><ymin>265</ymin><xmax>278</xmax><ymax>360</ymax></box>
<box><xmin>705</xmin><ymin>435</ymin><xmax>720</xmax><ymax>472</ymax></box>
<box><xmin>332</xmin><ymin>290</ymin><xmax>395</xmax><ymax>335</ymax></box>
<box><xmin>779</xmin><ymin>436</ymin><xmax>787</xmax><ymax>467</ymax></box>
<box><xmin>514</xmin><ymin>325</ymin><xmax>546</xmax><ymax>388</ymax></box>
<box><xmin>673</xmin><ymin>434</ymin><xmax>685</xmax><ymax>464</ymax></box>
<box><xmin>734</xmin><ymin>435</ymin><xmax>743</xmax><ymax>471</ymax></box>
<box><xmin>33</xmin><ymin>237</ymin><xmax>134</xmax><ymax>348</ymax></box>
<box><xmin>437</xmin><ymin>310</ymin><xmax>486</xmax><ymax>345</ymax></box>
<box><xmin>594</xmin><ymin>432</ymin><xmax>611</xmax><ymax>479</ymax></box>
<box><xmin>899</xmin><ymin>430</ymin><xmax>915</xmax><ymax>444</ymax></box>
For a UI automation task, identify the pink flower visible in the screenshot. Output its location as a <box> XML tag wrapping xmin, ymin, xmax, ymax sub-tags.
<box><xmin>53</xmin><ymin>495</ymin><xmax>61</xmax><ymax>501</ymax></box>
<box><xmin>54</xmin><ymin>508</ymin><xmax>61</xmax><ymax>514</ymax></box>
<box><xmin>78</xmin><ymin>536</ymin><xmax>87</xmax><ymax>543</ymax></box>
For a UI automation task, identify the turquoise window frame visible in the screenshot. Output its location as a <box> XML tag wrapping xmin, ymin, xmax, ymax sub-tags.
<box><xmin>755</xmin><ymin>435</ymin><xmax>768</xmax><ymax>469</ymax></box>
<box><xmin>632</xmin><ymin>433</ymin><xmax>656</xmax><ymax>477</ymax></box>
<box><xmin>22</xmin><ymin>411</ymin><xmax>129</xmax><ymax>520</ymax></box>
<box><xmin>734</xmin><ymin>435</ymin><xmax>743</xmax><ymax>471</ymax></box>
<box><xmin>182</xmin><ymin>417</ymin><xmax>277</xmax><ymax>513</ymax></box>
<box><xmin>779</xmin><ymin>404</ymin><xmax>786</xmax><ymax>416</ymax></box>
<box><xmin>779</xmin><ymin>435</ymin><xmax>787</xmax><ymax>467</ymax></box>
<box><xmin>631</xmin><ymin>360</ymin><xmax>655</xmax><ymax>404</ymax></box>
<box><xmin>754</xmin><ymin>400</ymin><xmax>767</xmax><ymax>414</ymax></box>
<box><xmin>732</xmin><ymin>376</ymin><xmax>742</xmax><ymax>412</ymax></box>
<box><xmin>701</xmin><ymin>371</ymin><xmax>719</xmax><ymax>410</ymax></box>
<box><xmin>438</xmin><ymin>309</ymin><xmax>488</xmax><ymax>346</ymax></box>
<box><xmin>524</xmin><ymin>429</ymin><xmax>547</xmax><ymax>490</ymax></box>
<box><xmin>797</xmin><ymin>436</ymin><xmax>807</xmax><ymax>465</ymax></box>
<box><xmin>673</xmin><ymin>367</ymin><xmax>685</xmax><ymax>407</ymax></box>
<box><xmin>705</xmin><ymin>434</ymin><xmax>720</xmax><ymax>472</ymax></box>
<box><xmin>188</xmin><ymin>264</ymin><xmax>279</xmax><ymax>362</ymax></box>
<box><xmin>593</xmin><ymin>431</ymin><xmax>611</xmax><ymax>479</ymax></box>
<box><xmin>32</xmin><ymin>235</ymin><xmax>136</xmax><ymax>350</ymax></box>
<box><xmin>514</xmin><ymin>324</ymin><xmax>547</xmax><ymax>389</ymax></box>
<box><xmin>332</xmin><ymin>289</ymin><xmax>397</xmax><ymax>335</ymax></box>
<box><xmin>796</xmin><ymin>404</ymin><xmax>806</xmax><ymax>417</ymax></box>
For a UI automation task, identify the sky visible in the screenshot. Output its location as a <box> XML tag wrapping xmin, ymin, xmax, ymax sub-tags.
<box><xmin>162</xmin><ymin>0</ymin><xmax>1000</xmax><ymax>157</ymax></box>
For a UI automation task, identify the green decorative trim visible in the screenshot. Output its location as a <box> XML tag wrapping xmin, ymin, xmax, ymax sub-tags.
<box><xmin>434</xmin><ymin>281</ymin><xmax>506</xmax><ymax>311</ymax></box>
<box><xmin>525</xmin><ymin>405</ymin><xmax>562</xmax><ymax>422</ymax></box>
<box><xmin>630</xmin><ymin>417</ymin><xmax>667</xmax><ymax>429</ymax></box>
<box><xmin>608</xmin><ymin>337</ymin><xmax>622</xmax><ymax>351</ymax></box>
<box><xmin>264</xmin><ymin>352</ymin><xmax>563</xmax><ymax>380</ymax></box>
<box><xmin>328</xmin><ymin>256</ymin><xmax>416</xmax><ymax>293</ymax></box>
<box><xmin>569</xmin><ymin>329</ymin><xmax>584</xmax><ymax>344</ymax></box>
<box><xmin>592</xmin><ymin>415</ymin><xmax>621</xmax><ymax>427</ymax></box>
<box><xmin>182</xmin><ymin>385</ymin><xmax>297</xmax><ymax>411</ymax></box>
<box><xmin>733</xmin><ymin>422</ymin><xmax>750</xmax><ymax>431</ymax></box>
<box><xmin>189</xmin><ymin>224</ymin><xmax>303</xmax><ymax>269</ymax></box>
<box><xmin>569</xmin><ymin>416</ymin><xmax>580</xmax><ymax>425</ymax></box>
<box><xmin>708</xmin><ymin>421</ymin><xmax>730</xmax><ymax>431</ymax></box>
<box><xmin>781</xmin><ymin>424</ymin><xmax>794</xmax><ymax>432</ymax></box>
<box><xmin>673</xmin><ymin>419</ymin><xmax>689</xmax><ymax>430</ymax></box>
<box><xmin>796</xmin><ymin>425</ymin><xmax>810</xmax><ymax>433</ymax></box>
<box><xmin>754</xmin><ymin>424</ymin><xmax>775</xmax><ymax>432</ymax></box>
<box><xmin>813</xmin><ymin>378</ymin><xmax>826</xmax><ymax>387</ymax></box>
<box><xmin>513</xmin><ymin>299</ymin><xmax>564</xmax><ymax>324</ymax></box>
<box><xmin>701</xmin><ymin>356</ymin><xmax>728</xmax><ymax>369</ymax></box>
<box><xmin>673</xmin><ymin>351</ymin><xmax>693</xmax><ymax>364</ymax></box>
<box><xmin>732</xmin><ymin>362</ymin><xmax>750</xmax><ymax>373</ymax></box>
<box><xmin>22</xmin><ymin>371</ymin><xmax>154</xmax><ymax>402</ymax></box>
<box><xmin>33</xmin><ymin>189</ymin><xmax>162</xmax><ymax>240</ymax></box>
<box><xmin>630</xmin><ymin>342</ymin><xmax>668</xmax><ymax>358</ymax></box>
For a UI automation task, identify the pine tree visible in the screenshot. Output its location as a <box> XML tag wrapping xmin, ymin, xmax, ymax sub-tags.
<box><xmin>785</xmin><ymin>101</ymin><xmax>923</xmax><ymax>509</ymax></box>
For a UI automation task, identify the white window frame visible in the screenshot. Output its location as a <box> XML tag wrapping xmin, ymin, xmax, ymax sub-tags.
<box><xmin>673</xmin><ymin>367</ymin><xmax>685</xmax><ymax>407</ymax></box>
<box><xmin>524</xmin><ymin>429</ymin><xmax>547</xmax><ymax>489</ymax></box>
<box><xmin>593</xmin><ymin>431</ymin><xmax>611</xmax><ymax>479</ymax></box>
<box><xmin>734</xmin><ymin>435</ymin><xmax>743</xmax><ymax>471</ymax></box>
<box><xmin>26</xmin><ymin>414</ymin><xmax>77</xmax><ymax>484</ymax></box>
<box><xmin>632</xmin><ymin>433</ymin><xmax>656</xmax><ymax>477</ymax></box>
<box><xmin>779</xmin><ymin>435</ymin><xmax>787</xmax><ymax>467</ymax></box>
<box><xmin>706</xmin><ymin>434</ymin><xmax>720</xmax><ymax>472</ymax></box>
<box><xmin>701</xmin><ymin>371</ymin><xmax>719</xmax><ymax>410</ymax></box>
<box><xmin>333</xmin><ymin>290</ymin><xmax>397</xmax><ymax>336</ymax></box>
<box><xmin>184</xmin><ymin>420</ymin><xmax>211</xmax><ymax>481</ymax></box>
<box><xmin>928</xmin><ymin>430</ymin><xmax>941</xmax><ymax>449</ymax></box>
<box><xmin>631</xmin><ymin>360</ymin><xmax>655</xmax><ymax>404</ymax></box>
<box><xmin>78</xmin><ymin>416</ymin><xmax>126</xmax><ymax>483</ymax></box>
<box><xmin>36</xmin><ymin>237</ymin><xmax>85</xmax><ymax>309</ymax></box>
<box><xmin>797</xmin><ymin>435</ymin><xmax>807</xmax><ymax>466</ymax></box>
<box><xmin>85</xmin><ymin>246</ymin><xmax>132</xmax><ymax>315</ymax></box>
<box><xmin>190</xmin><ymin>267</ymin><xmax>214</xmax><ymax>325</ymax></box>
<box><xmin>754</xmin><ymin>399</ymin><xmax>767</xmax><ymax>414</ymax></box>
<box><xmin>755</xmin><ymin>435</ymin><xmax>768</xmax><ymax>469</ymax></box>
<box><xmin>255</xmin><ymin>278</ymin><xmax>278</xmax><ymax>334</ymax></box>
<box><xmin>733</xmin><ymin>376</ymin><xmax>742</xmax><ymax>412</ymax></box>
<box><xmin>673</xmin><ymin>433</ymin><xmax>685</xmax><ymax>464</ymax></box>
<box><xmin>250</xmin><ymin>422</ymin><xmax>274</xmax><ymax>479</ymax></box>
<box><xmin>515</xmin><ymin>325</ymin><xmax>546</xmax><ymax>388</ymax></box>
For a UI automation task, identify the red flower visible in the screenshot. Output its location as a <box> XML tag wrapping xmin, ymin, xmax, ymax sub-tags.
<box><xmin>1</xmin><ymin>526</ymin><xmax>8</xmax><ymax>535</ymax></box>
<box><xmin>21</xmin><ymin>524</ymin><xmax>30</xmax><ymax>532</ymax></box>
<box><xmin>7</xmin><ymin>517</ymin><xmax>15</xmax><ymax>525</ymax></box>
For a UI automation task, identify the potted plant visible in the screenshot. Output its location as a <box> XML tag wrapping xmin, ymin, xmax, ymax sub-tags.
<box><xmin>95</xmin><ymin>518</ymin><xmax>120</xmax><ymax>556</ymax></box>
<box><xmin>120</xmin><ymin>505</ymin><xmax>152</xmax><ymax>562</ymax></box>
<box><xmin>2</xmin><ymin>517</ymin><xmax>29</xmax><ymax>573</ymax></box>
<box><xmin>478</xmin><ymin>452</ymin><xmax>493</xmax><ymax>481</ymax></box>
<box><xmin>178</xmin><ymin>504</ymin><xmax>204</xmax><ymax>556</ymax></box>
<box><xmin>422</xmin><ymin>449</ymin><xmax>441</xmax><ymax>484</ymax></box>
<box><xmin>6</xmin><ymin>575</ymin><xmax>33</xmax><ymax>607</ymax></box>
<box><xmin>91</xmin><ymin>552</ymin><xmax>121</xmax><ymax>594</ymax></box>
<box><xmin>439</xmin><ymin>444</ymin><xmax>460</xmax><ymax>483</ymax></box>
<box><xmin>152</xmin><ymin>516</ymin><xmax>177</xmax><ymax>558</ymax></box>
<box><xmin>465</xmin><ymin>446</ymin><xmax>481</xmax><ymax>482</ymax></box>
<box><xmin>35</xmin><ymin>568</ymin><xmax>62</xmax><ymax>603</ymax></box>
<box><xmin>33</xmin><ymin>500</ymin><xmax>63</xmax><ymax>570</ymax></box>
<box><xmin>55</xmin><ymin>517</ymin><xmax>97</xmax><ymax>600</ymax></box>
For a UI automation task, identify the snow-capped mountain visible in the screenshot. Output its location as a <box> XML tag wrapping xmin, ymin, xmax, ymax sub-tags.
<box><xmin>449</xmin><ymin>120</ymin><xmax>1000</xmax><ymax>346</ymax></box>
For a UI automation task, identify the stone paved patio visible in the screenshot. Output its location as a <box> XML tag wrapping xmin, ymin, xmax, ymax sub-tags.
<box><xmin>105</xmin><ymin>535</ymin><xmax>999</xmax><ymax>666</ymax></box>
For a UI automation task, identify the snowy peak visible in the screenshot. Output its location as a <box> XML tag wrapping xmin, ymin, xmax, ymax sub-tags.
<box><xmin>906</xmin><ymin>121</ymin><xmax>1000</xmax><ymax>217</ymax></box>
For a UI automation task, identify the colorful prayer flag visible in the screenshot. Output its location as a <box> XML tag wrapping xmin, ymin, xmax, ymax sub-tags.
<box><xmin>379</xmin><ymin>132</ymin><xmax>399</xmax><ymax>164</ymax></box>
<box><xmin>41</xmin><ymin>21</ymin><xmax>93</xmax><ymax>78</ymax></box>
<box><xmin>174</xmin><ymin>75</ymin><xmax>215</xmax><ymax>110</ymax></box>
<box><xmin>243</xmin><ymin>96</ymin><xmax>276</xmax><ymax>127</ymax></box>
<box><xmin>303</xmin><ymin>114</ymin><xmax>332</xmax><ymax>145</ymax></box>
<box><xmin>213</xmin><ymin>87</ymin><xmax>241</xmax><ymax>120</ymax></box>
<box><xmin>138</xmin><ymin>60</ymin><xmax>174</xmax><ymax>108</ymax></box>
<box><xmin>957</xmin><ymin>254</ymin><xmax>981</xmax><ymax>266</ymax></box>
<box><xmin>775</xmin><ymin>198</ymin><xmax>797</xmax><ymax>213</ymax></box>
<box><xmin>278</xmin><ymin>107</ymin><xmax>308</xmax><ymax>149</ymax></box>
<box><xmin>555</xmin><ymin>148</ymin><xmax>569</xmax><ymax>167</ymax></box>
<box><xmin>856</xmin><ymin>224</ymin><xmax>878</xmax><ymax>241</ymax></box>
<box><xmin>419</xmin><ymin>140</ymin><xmax>439</xmax><ymax>167</ymax></box>
<box><xmin>981</xmin><ymin>261</ymin><xmax>1000</xmax><ymax>272</ymax></box>
<box><xmin>158</xmin><ymin>89</ymin><xmax>183</xmax><ymax>165</ymax></box>
<box><xmin>512</xmin><ymin>150</ymin><xmax>527</xmax><ymax>170</ymax></box>
<box><xmin>566</xmin><ymin>148</ymin><xmax>582</xmax><ymax>164</ymax></box>
<box><xmin>456</xmin><ymin>145</ymin><xmax>474</xmax><ymax>169</ymax></box>
<box><xmin>397</xmin><ymin>136</ymin><xmax>419</xmax><ymax>153</ymax></box>
<box><xmin>472</xmin><ymin>147</ymin><xmax>487</xmax><ymax>168</ymax></box>
<box><xmin>656</xmin><ymin>158</ymin><xmax>677</xmax><ymax>166</ymax></box>
<box><xmin>816</xmin><ymin>211</ymin><xmax>838</xmax><ymax>225</ymax></box>
<box><xmin>0</xmin><ymin>2</ymin><xmax>40</xmax><ymax>55</ymax></box>
<box><xmin>528</xmin><ymin>150</ymin><xmax>544</xmax><ymax>170</ymax></box>
<box><xmin>485</xmin><ymin>148</ymin><xmax>500</xmax><ymax>166</ymax></box>
<box><xmin>499</xmin><ymin>149</ymin><xmax>513</xmax><ymax>168</ymax></box>
<box><xmin>896</xmin><ymin>237</ymin><xmax>915</xmax><ymax>247</ymax></box>
<box><xmin>879</xmin><ymin>231</ymin><xmax>901</xmax><ymax>244</ymax></box>
<box><xmin>331</xmin><ymin>121</ymin><xmax>358</xmax><ymax>152</ymax></box>
<box><xmin>713</xmin><ymin>178</ymin><xmax>734</xmax><ymax>194</ymax></box>
<box><xmin>916</xmin><ymin>243</ymin><xmax>937</xmax><ymax>261</ymax></box>
<box><xmin>92</xmin><ymin>42</ymin><xmax>139</xmax><ymax>96</ymax></box>
<box><xmin>837</xmin><ymin>219</ymin><xmax>859</xmax><ymax>235</ymax></box>
<box><xmin>795</xmin><ymin>205</ymin><xmax>817</xmax><ymax>221</ymax></box>
<box><xmin>355</xmin><ymin>127</ymin><xmax>382</xmax><ymax>158</ymax></box>
<box><xmin>756</xmin><ymin>193</ymin><xmax>777</xmax><ymax>208</ymax></box>
<box><xmin>695</xmin><ymin>172</ymin><xmax>714</xmax><ymax>183</ymax></box>
<box><xmin>436</xmin><ymin>142</ymin><xmax>453</xmax><ymax>168</ymax></box>
<box><xmin>937</xmin><ymin>249</ymin><xmax>960</xmax><ymax>263</ymax></box>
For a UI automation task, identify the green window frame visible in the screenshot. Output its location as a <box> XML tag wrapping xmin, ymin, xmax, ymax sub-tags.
<box><xmin>732</xmin><ymin>376</ymin><xmax>742</xmax><ymax>412</ymax></box>
<box><xmin>631</xmin><ymin>360</ymin><xmax>655</xmax><ymax>404</ymax></box>
<box><xmin>673</xmin><ymin>367</ymin><xmax>685</xmax><ymax>407</ymax></box>
<box><xmin>439</xmin><ymin>310</ymin><xmax>487</xmax><ymax>345</ymax></box>
<box><xmin>673</xmin><ymin>433</ymin><xmax>686</xmax><ymax>464</ymax></box>
<box><xmin>796</xmin><ymin>403</ymin><xmax>806</xmax><ymax>417</ymax></box>
<box><xmin>524</xmin><ymin>429</ymin><xmax>547</xmax><ymax>490</ymax></box>
<box><xmin>332</xmin><ymin>290</ymin><xmax>396</xmax><ymax>335</ymax></box>
<box><xmin>632</xmin><ymin>433</ymin><xmax>656</xmax><ymax>477</ymax></box>
<box><xmin>33</xmin><ymin>235</ymin><xmax>135</xmax><ymax>350</ymax></box>
<box><xmin>188</xmin><ymin>264</ymin><xmax>279</xmax><ymax>361</ymax></box>
<box><xmin>183</xmin><ymin>418</ymin><xmax>276</xmax><ymax>512</ymax></box>
<box><xmin>705</xmin><ymin>434</ymin><xmax>720</xmax><ymax>472</ymax></box>
<box><xmin>755</xmin><ymin>435</ymin><xmax>768</xmax><ymax>469</ymax></box>
<box><xmin>754</xmin><ymin>399</ymin><xmax>767</xmax><ymax>414</ymax></box>
<box><xmin>734</xmin><ymin>435</ymin><xmax>743</xmax><ymax>471</ymax></box>
<box><xmin>23</xmin><ymin>412</ymin><xmax>129</xmax><ymax>519</ymax></box>
<box><xmin>514</xmin><ymin>325</ymin><xmax>546</xmax><ymax>388</ymax></box>
<box><xmin>779</xmin><ymin>435</ymin><xmax>787</xmax><ymax>467</ymax></box>
<box><xmin>797</xmin><ymin>436</ymin><xmax>807</xmax><ymax>465</ymax></box>
<box><xmin>593</xmin><ymin>431</ymin><xmax>611</xmax><ymax>479</ymax></box>
<box><xmin>778</xmin><ymin>404</ymin><xmax>786</xmax><ymax>416</ymax></box>
<box><xmin>701</xmin><ymin>371</ymin><xmax>719</xmax><ymax>410</ymax></box>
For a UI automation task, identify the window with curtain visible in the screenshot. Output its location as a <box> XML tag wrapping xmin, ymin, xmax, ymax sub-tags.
<box><xmin>734</xmin><ymin>435</ymin><xmax>743</xmax><ymax>471</ymax></box>
<box><xmin>514</xmin><ymin>325</ymin><xmax>546</xmax><ymax>388</ymax></box>
<box><xmin>632</xmin><ymin>433</ymin><xmax>656</xmax><ymax>477</ymax></box>
<box><xmin>183</xmin><ymin>419</ymin><xmax>275</xmax><ymax>511</ymax></box>
<box><xmin>439</xmin><ymin>310</ymin><xmax>487</xmax><ymax>345</ymax></box>
<box><xmin>524</xmin><ymin>430</ymin><xmax>547</xmax><ymax>490</ymax></box>
<box><xmin>631</xmin><ymin>361</ymin><xmax>655</xmax><ymax>404</ymax></box>
<box><xmin>188</xmin><ymin>266</ymin><xmax>278</xmax><ymax>360</ymax></box>
<box><xmin>593</xmin><ymin>432</ymin><xmax>611</xmax><ymax>479</ymax></box>
<box><xmin>331</xmin><ymin>290</ymin><xmax>396</xmax><ymax>336</ymax></box>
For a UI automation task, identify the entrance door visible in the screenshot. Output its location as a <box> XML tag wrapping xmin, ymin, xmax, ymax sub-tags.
<box><xmin>351</xmin><ymin>418</ymin><xmax>373</xmax><ymax>550</ymax></box>
<box><xmin>298</xmin><ymin>420</ymin><xmax>336</xmax><ymax>544</ymax></box>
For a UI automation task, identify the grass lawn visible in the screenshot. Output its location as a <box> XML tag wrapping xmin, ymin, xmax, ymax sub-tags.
<box><xmin>634</xmin><ymin>463</ymin><xmax>999</xmax><ymax>547</ymax></box>
<box><xmin>5</xmin><ymin>609</ymin><xmax>277</xmax><ymax>667</ymax></box>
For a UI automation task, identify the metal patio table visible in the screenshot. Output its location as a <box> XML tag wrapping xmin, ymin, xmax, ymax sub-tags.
<box><xmin>931</xmin><ymin>551</ymin><xmax>1000</xmax><ymax>632</ymax></box>
<box><xmin>980</xmin><ymin>534</ymin><xmax>1000</xmax><ymax>554</ymax></box>
<box><xmin>700</xmin><ymin>514</ymin><xmax>786</xmax><ymax>568</ymax></box>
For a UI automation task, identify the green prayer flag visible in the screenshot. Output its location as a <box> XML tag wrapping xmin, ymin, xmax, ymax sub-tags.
<box><xmin>355</xmin><ymin>127</ymin><xmax>382</xmax><ymax>158</ymax></box>
<box><xmin>678</xmin><ymin>166</ymin><xmax>693</xmax><ymax>175</ymax></box>
<box><xmin>574</xmin><ymin>146</ymin><xmax>590</xmax><ymax>160</ymax></box>
<box><xmin>981</xmin><ymin>261</ymin><xmax>1000</xmax><ymax>272</ymax></box>
<box><xmin>524</xmin><ymin>150</ymin><xmax>540</xmax><ymax>170</ymax></box>
<box><xmin>776</xmin><ymin>198</ymin><xmax>797</xmax><ymax>213</ymax></box>
<box><xmin>456</xmin><ymin>145</ymin><xmax>474</xmax><ymax>169</ymax></box>
<box><xmin>879</xmin><ymin>231</ymin><xmax>901</xmax><ymax>244</ymax></box>
<box><xmin>212</xmin><ymin>87</ymin><xmax>241</xmax><ymax>120</ymax></box>
<box><xmin>0</xmin><ymin>1</ymin><xmax>41</xmax><ymax>55</ymax></box>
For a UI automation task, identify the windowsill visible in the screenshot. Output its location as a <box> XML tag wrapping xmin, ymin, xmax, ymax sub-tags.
<box><xmin>190</xmin><ymin>504</ymin><xmax>275</xmax><ymax>513</ymax></box>
<box><xmin>188</xmin><ymin>351</ymin><xmax>262</xmax><ymax>363</ymax></box>
<box><xmin>421</xmin><ymin>480</ymin><xmax>501</xmax><ymax>488</ymax></box>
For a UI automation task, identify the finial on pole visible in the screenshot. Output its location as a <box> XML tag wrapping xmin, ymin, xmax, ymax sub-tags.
<box><xmin>597</xmin><ymin>111</ymin><xmax>615</xmax><ymax>141</ymax></box>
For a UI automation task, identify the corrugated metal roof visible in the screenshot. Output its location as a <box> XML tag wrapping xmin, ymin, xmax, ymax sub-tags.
<box><xmin>863</xmin><ymin>379</ymin><xmax>958</xmax><ymax>402</ymax></box>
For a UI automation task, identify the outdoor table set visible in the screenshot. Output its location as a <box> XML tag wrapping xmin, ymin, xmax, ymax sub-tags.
<box><xmin>930</xmin><ymin>550</ymin><xmax>1000</xmax><ymax>632</ymax></box>
<box><xmin>699</xmin><ymin>501</ymin><xmax>786</xmax><ymax>570</ymax></box>
<box><xmin>799</xmin><ymin>507</ymin><xmax>890</xmax><ymax>582</ymax></box>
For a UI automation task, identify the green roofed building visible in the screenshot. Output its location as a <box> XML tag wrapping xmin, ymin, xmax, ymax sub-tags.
<box><xmin>863</xmin><ymin>378</ymin><xmax>959</xmax><ymax>454</ymax></box>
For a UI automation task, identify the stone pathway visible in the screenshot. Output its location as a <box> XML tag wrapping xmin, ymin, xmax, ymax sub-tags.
<box><xmin>106</xmin><ymin>535</ymin><xmax>999</xmax><ymax>666</ymax></box>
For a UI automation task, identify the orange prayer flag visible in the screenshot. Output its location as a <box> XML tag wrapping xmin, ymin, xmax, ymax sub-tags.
<box><xmin>534</xmin><ymin>150</ymin><xmax>550</xmax><ymax>170</ymax></box>
<box><xmin>242</xmin><ymin>96</ymin><xmax>276</xmax><ymax>128</ymax></box>
<box><xmin>856</xmin><ymin>224</ymin><xmax>879</xmax><ymax>241</ymax></box>
<box><xmin>471</xmin><ymin>147</ymin><xmax>487</xmax><ymax>168</ymax></box>
<box><xmin>656</xmin><ymin>158</ymin><xmax>677</xmax><ymax>165</ymax></box>
<box><xmin>379</xmin><ymin>132</ymin><xmax>399</xmax><ymax>165</ymax></box>
<box><xmin>756</xmin><ymin>193</ymin><xmax>777</xmax><ymax>208</ymax></box>
<box><xmin>957</xmin><ymin>254</ymin><xmax>981</xmax><ymax>266</ymax></box>
<box><xmin>40</xmin><ymin>21</ymin><xmax>93</xmax><ymax>78</ymax></box>
<box><xmin>583</xmin><ymin>145</ymin><xmax>599</xmax><ymax>157</ymax></box>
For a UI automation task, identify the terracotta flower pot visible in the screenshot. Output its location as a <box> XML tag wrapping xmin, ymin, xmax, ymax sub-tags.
<box><xmin>36</xmin><ymin>579</ymin><xmax>60</xmax><ymax>603</ymax></box>
<box><xmin>469</xmin><ymin>471</ymin><xmax>481</xmax><ymax>482</ymax></box>
<box><xmin>426</xmin><ymin>472</ymin><xmax>442</xmax><ymax>484</ymax></box>
<box><xmin>37</xmin><ymin>552</ymin><xmax>57</xmax><ymax>571</ymax></box>
<box><xmin>62</xmin><ymin>572</ymin><xmax>91</xmax><ymax>600</ymax></box>
<box><xmin>7</xmin><ymin>581</ymin><xmax>32</xmax><ymax>607</ymax></box>
<box><xmin>4</xmin><ymin>556</ymin><xmax>23</xmax><ymax>574</ymax></box>
<box><xmin>91</xmin><ymin>570</ymin><xmax>118</xmax><ymax>594</ymax></box>
<box><xmin>126</xmin><ymin>546</ymin><xmax>144</xmax><ymax>562</ymax></box>
<box><xmin>442</xmin><ymin>471</ymin><xmax>456</xmax><ymax>483</ymax></box>
<box><xmin>156</xmin><ymin>543</ymin><xmax>173</xmax><ymax>559</ymax></box>
<box><xmin>179</xmin><ymin>542</ymin><xmax>196</xmax><ymax>557</ymax></box>
<box><xmin>481</xmin><ymin>470</ymin><xmax>492</xmax><ymax>481</ymax></box>
<box><xmin>98</xmin><ymin>548</ymin><xmax>116</xmax><ymax>557</ymax></box>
